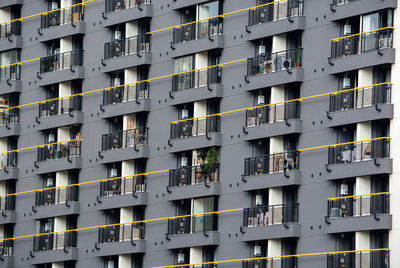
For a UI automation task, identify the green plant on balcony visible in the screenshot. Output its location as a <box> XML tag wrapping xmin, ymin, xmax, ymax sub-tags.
<box><xmin>204</xmin><ymin>147</ymin><xmax>219</xmax><ymax>182</ymax></box>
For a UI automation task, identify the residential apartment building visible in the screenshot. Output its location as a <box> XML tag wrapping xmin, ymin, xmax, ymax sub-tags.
<box><xmin>0</xmin><ymin>0</ymin><xmax>397</xmax><ymax>267</ymax></box>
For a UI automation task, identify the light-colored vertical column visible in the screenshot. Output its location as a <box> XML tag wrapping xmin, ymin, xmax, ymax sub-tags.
<box><xmin>119</xmin><ymin>207</ymin><xmax>134</xmax><ymax>267</ymax></box>
<box><xmin>0</xmin><ymin>138</ymin><xmax>7</xmax><ymax>169</ymax></box>
<box><xmin>126</xmin><ymin>21</ymin><xmax>138</xmax><ymax>37</ymax></box>
<box><xmin>190</xmin><ymin>247</ymin><xmax>203</xmax><ymax>265</ymax></box>
<box><xmin>0</xmin><ymin>7</ymin><xmax>11</xmax><ymax>23</ymax></box>
<box><xmin>60</xmin><ymin>37</ymin><xmax>72</xmax><ymax>53</ymax></box>
<box><xmin>0</xmin><ymin>181</ymin><xmax>5</xmax><ymax>211</ymax></box>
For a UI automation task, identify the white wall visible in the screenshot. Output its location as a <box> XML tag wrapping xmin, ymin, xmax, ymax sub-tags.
<box><xmin>60</xmin><ymin>37</ymin><xmax>72</xmax><ymax>53</ymax></box>
<box><xmin>0</xmin><ymin>7</ymin><xmax>11</xmax><ymax>23</ymax></box>
<box><xmin>125</xmin><ymin>67</ymin><xmax>138</xmax><ymax>84</ymax></box>
<box><xmin>126</xmin><ymin>21</ymin><xmax>138</xmax><ymax>37</ymax></box>
<box><xmin>272</xmin><ymin>34</ymin><xmax>286</xmax><ymax>53</ymax></box>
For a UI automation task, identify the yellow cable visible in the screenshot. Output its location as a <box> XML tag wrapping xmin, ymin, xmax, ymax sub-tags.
<box><xmin>331</xmin><ymin>27</ymin><xmax>394</xmax><ymax>42</ymax></box>
<box><xmin>328</xmin><ymin>192</ymin><xmax>391</xmax><ymax>201</ymax></box>
<box><xmin>0</xmin><ymin>138</ymin><xmax>81</xmax><ymax>155</ymax></box>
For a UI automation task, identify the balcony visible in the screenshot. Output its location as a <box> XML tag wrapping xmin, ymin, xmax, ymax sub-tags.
<box><xmin>37</xmin><ymin>96</ymin><xmax>83</xmax><ymax>130</ymax></box>
<box><xmin>103</xmin><ymin>35</ymin><xmax>151</xmax><ymax>73</ymax></box>
<box><xmin>330</xmin><ymin>0</ymin><xmax>397</xmax><ymax>21</ymax></box>
<box><xmin>166</xmin><ymin>214</ymin><xmax>219</xmax><ymax>249</ymax></box>
<box><xmin>326</xmin><ymin>138</ymin><xmax>392</xmax><ymax>180</ymax></box>
<box><xmin>39</xmin><ymin>50</ymin><xmax>85</xmax><ymax>86</ymax></box>
<box><xmin>103</xmin><ymin>0</ymin><xmax>152</xmax><ymax>27</ymax></box>
<box><xmin>0</xmin><ymin>240</ymin><xmax>14</xmax><ymax>268</ymax></box>
<box><xmin>171</xmin><ymin>17</ymin><xmax>224</xmax><ymax>58</ymax></box>
<box><xmin>96</xmin><ymin>223</ymin><xmax>146</xmax><ymax>256</ymax></box>
<box><xmin>170</xmin><ymin>67</ymin><xmax>223</xmax><ymax>106</ymax></box>
<box><xmin>0</xmin><ymin>152</ymin><xmax>18</xmax><ymax>181</ymax></box>
<box><xmin>32</xmin><ymin>186</ymin><xmax>80</xmax><ymax>220</ymax></box>
<box><xmin>327</xmin><ymin>249</ymin><xmax>389</xmax><ymax>268</ymax></box>
<box><xmin>327</xmin><ymin>83</ymin><xmax>393</xmax><ymax>127</ymax></box>
<box><xmin>31</xmin><ymin>232</ymin><xmax>78</xmax><ymax>264</ymax></box>
<box><xmin>169</xmin><ymin>116</ymin><xmax>221</xmax><ymax>153</ymax></box>
<box><xmin>0</xmin><ymin>108</ymin><xmax>20</xmax><ymax>139</ymax></box>
<box><xmin>39</xmin><ymin>5</ymin><xmax>86</xmax><ymax>42</ymax></box>
<box><xmin>0</xmin><ymin>0</ymin><xmax>23</xmax><ymax>8</ymax></box>
<box><xmin>243</xmin><ymin>101</ymin><xmax>302</xmax><ymax>141</ymax></box>
<box><xmin>167</xmin><ymin>164</ymin><xmax>220</xmax><ymax>201</ymax></box>
<box><xmin>242</xmin><ymin>257</ymin><xmax>298</xmax><ymax>268</ymax></box>
<box><xmin>0</xmin><ymin>21</ymin><xmax>22</xmax><ymax>52</ymax></box>
<box><xmin>35</xmin><ymin>140</ymin><xmax>82</xmax><ymax>174</ymax></box>
<box><xmin>98</xmin><ymin>175</ymin><xmax>148</xmax><ymax>210</ymax></box>
<box><xmin>0</xmin><ymin>196</ymin><xmax>16</xmax><ymax>224</ymax></box>
<box><xmin>100</xmin><ymin>128</ymin><xmax>149</xmax><ymax>163</ymax></box>
<box><xmin>242</xmin><ymin>152</ymin><xmax>301</xmax><ymax>191</ymax></box>
<box><xmin>245</xmin><ymin>48</ymin><xmax>303</xmax><ymax>91</ymax></box>
<box><xmin>101</xmin><ymin>82</ymin><xmax>150</xmax><ymax>118</ymax></box>
<box><xmin>0</xmin><ymin>65</ymin><xmax>21</xmax><ymax>93</ymax></box>
<box><xmin>329</xmin><ymin>28</ymin><xmax>395</xmax><ymax>74</ymax></box>
<box><xmin>326</xmin><ymin>193</ymin><xmax>391</xmax><ymax>233</ymax></box>
<box><xmin>241</xmin><ymin>204</ymin><xmax>300</xmax><ymax>241</ymax></box>
<box><xmin>171</xmin><ymin>0</ymin><xmax>211</xmax><ymax>10</ymax></box>
<box><xmin>246</xmin><ymin>0</ymin><xmax>305</xmax><ymax>41</ymax></box>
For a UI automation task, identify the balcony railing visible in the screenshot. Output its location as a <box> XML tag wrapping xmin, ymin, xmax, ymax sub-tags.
<box><xmin>329</xmin><ymin>83</ymin><xmax>391</xmax><ymax>113</ymax></box>
<box><xmin>328</xmin><ymin>139</ymin><xmax>390</xmax><ymax>165</ymax></box>
<box><xmin>327</xmin><ymin>193</ymin><xmax>390</xmax><ymax>219</ymax></box>
<box><xmin>247</xmin><ymin>48</ymin><xmax>302</xmax><ymax>77</ymax></box>
<box><xmin>327</xmin><ymin>250</ymin><xmax>389</xmax><ymax>268</ymax></box>
<box><xmin>0</xmin><ymin>108</ymin><xmax>19</xmax><ymax>127</ymax></box>
<box><xmin>169</xmin><ymin>164</ymin><xmax>219</xmax><ymax>187</ymax></box>
<box><xmin>33</xmin><ymin>231</ymin><xmax>77</xmax><ymax>251</ymax></box>
<box><xmin>0</xmin><ymin>195</ymin><xmax>15</xmax><ymax>212</ymax></box>
<box><xmin>41</xmin><ymin>4</ymin><xmax>84</xmax><ymax>29</ymax></box>
<box><xmin>0</xmin><ymin>65</ymin><xmax>21</xmax><ymax>83</ymax></box>
<box><xmin>35</xmin><ymin>186</ymin><xmax>79</xmax><ymax>207</ymax></box>
<box><xmin>40</xmin><ymin>50</ymin><xmax>84</xmax><ymax>74</ymax></box>
<box><xmin>243</xmin><ymin>203</ymin><xmax>299</xmax><ymax>227</ymax></box>
<box><xmin>105</xmin><ymin>0</ymin><xmax>151</xmax><ymax>13</ymax></box>
<box><xmin>102</xmin><ymin>82</ymin><xmax>149</xmax><ymax>105</ymax></box>
<box><xmin>172</xmin><ymin>66</ymin><xmax>222</xmax><ymax>92</ymax></box>
<box><xmin>332</xmin><ymin>0</ymin><xmax>357</xmax><ymax>6</ymax></box>
<box><xmin>167</xmin><ymin>214</ymin><xmax>218</xmax><ymax>235</ymax></box>
<box><xmin>246</xmin><ymin>100</ymin><xmax>300</xmax><ymax>127</ymax></box>
<box><xmin>0</xmin><ymin>21</ymin><xmax>21</xmax><ymax>39</ymax></box>
<box><xmin>37</xmin><ymin>140</ymin><xmax>81</xmax><ymax>162</ymax></box>
<box><xmin>39</xmin><ymin>95</ymin><xmax>82</xmax><ymax>118</ymax></box>
<box><xmin>248</xmin><ymin>0</ymin><xmax>303</xmax><ymax>26</ymax></box>
<box><xmin>331</xmin><ymin>27</ymin><xmax>393</xmax><ymax>59</ymax></box>
<box><xmin>0</xmin><ymin>240</ymin><xmax>13</xmax><ymax>257</ymax></box>
<box><xmin>101</xmin><ymin>128</ymin><xmax>148</xmax><ymax>151</ymax></box>
<box><xmin>170</xmin><ymin>116</ymin><xmax>221</xmax><ymax>140</ymax></box>
<box><xmin>243</xmin><ymin>257</ymin><xmax>298</xmax><ymax>268</ymax></box>
<box><xmin>100</xmin><ymin>175</ymin><xmax>146</xmax><ymax>197</ymax></box>
<box><xmin>98</xmin><ymin>222</ymin><xmax>145</xmax><ymax>243</ymax></box>
<box><xmin>172</xmin><ymin>17</ymin><xmax>223</xmax><ymax>44</ymax></box>
<box><xmin>244</xmin><ymin>151</ymin><xmax>299</xmax><ymax>177</ymax></box>
<box><xmin>0</xmin><ymin>152</ymin><xmax>17</xmax><ymax>169</ymax></box>
<box><xmin>104</xmin><ymin>35</ymin><xmax>150</xmax><ymax>59</ymax></box>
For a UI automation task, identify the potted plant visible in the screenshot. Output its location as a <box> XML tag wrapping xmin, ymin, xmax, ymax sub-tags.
<box><xmin>204</xmin><ymin>147</ymin><xmax>219</xmax><ymax>183</ymax></box>
<box><xmin>296</xmin><ymin>47</ymin><xmax>302</xmax><ymax>67</ymax></box>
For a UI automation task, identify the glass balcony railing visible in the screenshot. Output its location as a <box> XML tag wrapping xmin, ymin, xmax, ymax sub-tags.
<box><xmin>172</xmin><ymin>66</ymin><xmax>222</xmax><ymax>92</ymax></box>
<box><xmin>37</xmin><ymin>140</ymin><xmax>81</xmax><ymax>162</ymax></box>
<box><xmin>0</xmin><ymin>21</ymin><xmax>21</xmax><ymax>39</ymax></box>
<box><xmin>243</xmin><ymin>257</ymin><xmax>298</xmax><ymax>268</ymax></box>
<box><xmin>40</xmin><ymin>50</ymin><xmax>84</xmax><ymax>74</ymax></box>
<box><xmin>0</xmin><ymin>240</ymin><xmax>13</xmax><ymax>257</ymax></box>
<box><xmin>328</xmin><ymin>139</ymin><xmax>390</xmax><ymax>165</ymax></box>
<box><xmin>0</xmin><ymin>152</ymin><xmax>17</xmax><ymax>170</ymax></box>
<box><xmin>98</xmin><ymin>222</ymin><xmax>145</xmax><ymax>243</ymax></box>
<box><xmin>247</xmin><ymin>48</ymin><xmax>302</xmax><ymax>77</ymax></box>
<box><xmin>104</xmin><ymin>35</ymin><xmax>150</xmax><ymax>59</ymax></box>
<box><xmin>0</xmin><ymin>195</ymin><xmax>15</xmax><ymax>212</ymax></box>
<box><xmin>35</xmin><ymin>186</ymin><xmax>79</xmax><ymax>207</ymax></box>
<box><xmin>105</xmin><ymin>0</ymin><xmax>151</xmax><ymax>13</ymax></box>
<box><xmin>329</xmin><ymin>83</ymin><xmax>391</xmax><ymax>113</ymax></box>
<box><xmin>244</xmin><ymin>151</ymin><xmax>299</xmax><ymax>177</ymax></box>
<box><xmin>41</xmin><ymin>4</ymin><xmax>84</xmax><ymax>29</ymax></box>
<box><xmin>102</xmin><ymin>82</ymin><xmax>149</xmax><ymax>106</ymax></box>
<box><xmin>167</xmin><ymin>214</ymin><xmax>218</xmax><ymax>235</ymax></box>
<box><xmin>246</xmin><ymin>100</ymin><xmax>300</xmax><ymax>127</ymax></box>
<box><xmin>169</xmin><ymin>164</ymin><xmax>219</xmax><ymax>187</ymax></box>
<box><xmin>0</xmin><ymin>108</ymin><xmax>19</xmax><ymax>127</ymax></box>
<box><xmin>248</xmin><ymin>0</ymin><xmax>303</xmax><ymax>26</ymax></box>
<box><xmin>170</xmin><ymin>116</ymin><xmax>221</xmax><ymax>140</ymax></box>
<box><xmin>0</xmin><ymin>65</ymin><xmax>21</xmax><ymax>83</ymax></box>
<box><xmin>332</xmin><ymin>0</ymin><xmax>357</xmax><ymax>6</ymax></box>
<box><xmin>101</xmin><ymin>128</ymin><xmax>148</xmax><ymax>151</ymax></box>
<box><xmin>173</xmin><ymin>17</ymin><xmax>223</xmax><ymax>44</ymax></box>
<box><xmin>243</xmin><ymin>203</ymin><xmax>299</xmax><ymax>227</ymax></box>
<box><xmin>331</xmin><ymin>27</ymin><xmax>393</xmax><ymax>59</ymax></box>
<box><xmin>100</xmin><ymin>175</ymin><xmax>146</xmax><ymax>197</ymax></box>
<box><xmin>327</xmin><ymin>250</ymin><xmax>389</xmax><ymax>268</ymax></box>
<box><xmin>327</xmin><ymin>193</ymin><xmax>390</xmax><ymax>219</ymax></box>
<box><xmin>39</xmin><ymin>95</ymin><xmax>82</xmax><ymax>118</ymax></box>
<box><xmin>33</xmin><ymin>231</ymin><xmax>77</xmax><ymax>251</ymax></box>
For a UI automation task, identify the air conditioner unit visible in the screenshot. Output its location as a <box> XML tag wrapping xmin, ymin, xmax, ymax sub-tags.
<box><xmin>140</xmin><ymin>42</ymin><xmax>149</xmax><ymax>52</ymax></box>
<box><xmin>343</xmin><ymin>25</ymin><xmax>352</xmax><ymax>36</ymax></box>
<box><xmin>343</xmin><ymin>78</ymin><xmax>351</xmax><ymax>88</ymax></box>
<box><xmin>136</xmin><ymin>184</ymin><xmax>146</xmax><ymax>192</ymax></box>
<box><xmin>178</xmin><ymin>253</ymin><xmax>185</xmax><ymax>264</ymax></box>
<box><xmin>282</xmin><ymin>57</ymin><xmax>291</xmax><ymax>70</ymax></box>
<box><xmin>379</xmin><ymin>37</ymin><xmax>389</xmax><ymax>48</ymax></box>
<box><xmin>255</xmin><ymin>194</ymin><xmax>263</xmax><ymax>206</ymax></box>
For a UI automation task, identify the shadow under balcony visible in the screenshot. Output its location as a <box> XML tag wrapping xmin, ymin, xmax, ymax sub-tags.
<box><xmin>100</xmin><ymin>128</ymin><xmax>150</xmax><ymax>164</ymax></box>
<box><xmin>0</xmin><ymin>0</ymin><xmax>23</xmax><ymax>8</ymax></box>
<box><xmin>103</xmin><ymin>0</ymin><xmax>152</xmax><ymax>27</ymax></box>
<box><xmin>100</xmin><ymin>83</ymin><xmax>150</xmax><ymax>118</ymax></box>
<box><xmin>167</xmin><ymin>164</ymin><xmax>220</xmax><ymax>201</ymax></box>
<box><xmin>241</xmin><ymin>204</ymin><xmax>300</xmax><ymax>241</ymax></box>
<box><xmin>0</xmin><ymin>196</ymin><xmax>16</xmax><ymax>224</ymax></box>
<box><xmin>172</xmin><ymin>0</ymin><xmax>210</xmax><ymax>10</ymax></box>
<box><xmin>97</xmin><ymin>175</ymin><xmax>148</xmax><ymax>210</ymax></box>
<box><xmin>0</xmin><ymin>109</ymin><xmax>20</xmax><ymax>139</ymax></box>
<box><xmin>330</xmin><ymin>0</ymin><xmax>397</xmax><ymax>21</ymax></box>
<box><xmin>166</xmin><ymin>214</ymin><xmax>220</xmax><ymax>249</ymax></box>
<box><xmin>244</xmin><ymin>49</ymin><xmax>303</xmax><ymax>91</ymax></box>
